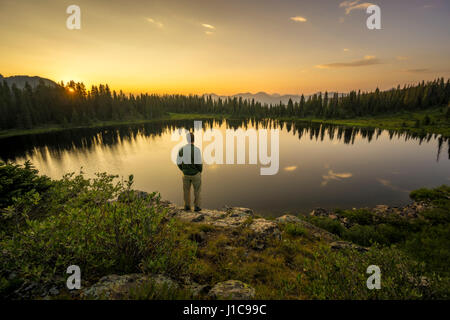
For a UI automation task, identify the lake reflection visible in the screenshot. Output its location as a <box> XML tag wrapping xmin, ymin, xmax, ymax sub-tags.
<box><xmin>1</xmin><ymin>119</ymin><xmax>449</xmax><ymax>216</ymax></box>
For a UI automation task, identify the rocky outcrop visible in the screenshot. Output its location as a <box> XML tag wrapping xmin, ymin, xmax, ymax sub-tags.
<box><xmin>207</xmin><ymin>280</ymin><xmax>255</xmax><ymax>300</ymax></box>
<box><xmin>9</xmin><ymin>277</ymin><xmax>64</xmax><ymax>300</ymax></box>
<box><xmin>373</xmin><ymin>202</ymin><xmax>430</xmax><ymax>219</ymax></box>
<box><xmin>276</xmin><ymin>214</ymin><xmax>302</xmax><ymax>224</ymax></box>
<box><xmin>249</xmin><ymin>218</ymin><xmax>281</xmax><ymax>239</ymax></box>
<box><xmin>309</xmin><ymin>201</ymin><xmax>432</xmax><ymax>229</ymax></box>
<box><xmin>168</xmin><ymin>206</ymin><xmax>251</xmax><ymax>226</ymax></box>
<box><xmin>165</xmin><ymin>203</ymin><xmax>281</xmax><ymax>240</ymax></box>
<box><xmin>80</xmin><ymin>274</ymin><xmax>178</xmax><ymax>299</ymax></box>
<box><xmin>79</xmin><ymin>275</ymin><xmax>255</xmax><ymax>300</ymax></box>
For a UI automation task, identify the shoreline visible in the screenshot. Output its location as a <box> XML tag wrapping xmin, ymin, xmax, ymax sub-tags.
<box><xmin>1</xmin><ymin>107</ymin><xmax>448</xmax><ymax>139</ymax></box>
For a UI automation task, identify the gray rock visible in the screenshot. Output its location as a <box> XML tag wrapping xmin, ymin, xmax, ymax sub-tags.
<box><xmin>373</xmin><ymin>204</ymin><xmax>389</xmax><ymax>214</ymax></box>
<box><xmin>80</xmin><ymin>274</ymin><xmax>177</xmax><ymax>300</ymax></box>
<box><xmin>309</xmin><ymin>208</ymin><xmax>332</xmax><ymax>217</ymax></box>
<box><xmin>249</xmin><ymin>219</ymin><xmax>281</xmax><ymax>239</ymax></box>
<box><xmin>275</xmin><ymin>214</ymin><xmax>302</xmax><ymax>224</ymax></box>
<box><xmin>225</xmin><ymin>207</ymin><xmax>254</xmax><ymax>217</ymax></box>
<box><xmin>208</xmin><ymin>280</ymin><xmax>255</xmax><ymax>300</ymax></box>
<box><xmin>171</xmin><ymin>206</ymin><xmax>256</xmax><ymax>229</ymax></box>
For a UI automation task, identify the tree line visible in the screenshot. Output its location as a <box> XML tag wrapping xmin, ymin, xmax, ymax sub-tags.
<box><xmin>2</xmin><ymin>118</ymin><xmax>447</xmax><ymax>163</ymax></box>
<box><xmin>0</xmin><ymin>78</ymin><xmax>449</xmax><ymax>130</ymax></box>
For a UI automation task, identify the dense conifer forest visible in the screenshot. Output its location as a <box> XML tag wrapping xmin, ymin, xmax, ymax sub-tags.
<box><xmin>0</xmin><ymin>78</ymin><xmax>449</xmax><ymax>130</ymax></box>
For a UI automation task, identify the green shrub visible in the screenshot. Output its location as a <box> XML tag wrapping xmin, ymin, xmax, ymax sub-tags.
<box><xmin>306</xmin><ymin>216</ymin><xmax>345</xmax><ymax>236</ymax></box>
<box><xmin>0</xmin><ymin>161</ymin><xmax>52</xmax><ymax>209</ymax></box>
<box><xmin>343</xmin><ymin>225</ymin><xmax>384</xmax><ymax>246</ymax></box>
<box><xmin>0</xmin><ymin>171</ymin><xmax>196</xmax><ymax>284</ymax></box>
<box><xmin>340</xmin><ymin>209</ymin><xmax>375</xmax><ymax>225</ymax></box>
<box><xmin>284</xmin><ymin>223</ymin><xmax>307</xmax><ymax>237</ymax></box>
<box><xmin>404</xmin><ymin>224</ymin><xmax>450</xmax><ymax>276</ymax></box>
<box><xmin>0</xmin><ymin>161</ymin><xmax>53</xmax><ymax>232</ymax></box>
<box><xmin>409</xmin><ymin>185</ymin><xmax>450</xmax><ymax>204</ymax></box>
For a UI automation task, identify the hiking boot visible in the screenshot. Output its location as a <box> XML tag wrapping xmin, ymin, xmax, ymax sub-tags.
<box><xmin>194</xmin><ymin>206</ymin><xmax>202</xmax><ymax>212</ymax></box>
<box><xmin>184</xmin><ymin>206</ymin><xmax>191</xmax><ymax>211</ymax></box>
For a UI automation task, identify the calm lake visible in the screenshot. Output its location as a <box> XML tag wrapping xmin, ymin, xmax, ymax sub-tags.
<box><xmin>1</xmin><ymin>119</ymin><xmax>449</xmax><ymax>216</ymax></box>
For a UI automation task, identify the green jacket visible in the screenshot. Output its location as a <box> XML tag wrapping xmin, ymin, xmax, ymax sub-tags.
<box><xmin>177</xmin><ymin>144</ymin><xmax>203</xmax><ymax>176</ymax></box>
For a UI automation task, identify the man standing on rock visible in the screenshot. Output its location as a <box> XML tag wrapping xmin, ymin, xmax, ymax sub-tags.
<box><xmin>177</xmin><ymin>132</ymin><xmax>203</xmax><ymax>212</ymax></box>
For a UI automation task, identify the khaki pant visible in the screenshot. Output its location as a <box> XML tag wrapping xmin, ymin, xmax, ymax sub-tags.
<box><xmin>182</xmin><ymin>173</ymin><xmax>201</xmax><ymax>208</ymax></box>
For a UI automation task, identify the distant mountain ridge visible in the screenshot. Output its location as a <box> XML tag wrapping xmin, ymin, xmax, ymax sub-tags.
<box><xmin>205</xmin><ymin>91</ymin><xmax>345</xmax><ymax>105</ymax></box>
<box><xmin>0</xmin><ymin>74</ymin><xmax>345</xmax><ymax>104</ymax></box>
<box><xmin>0</xmin><ymin>74</ymin><xmax>57</xmax><ymax>89</ymax></box>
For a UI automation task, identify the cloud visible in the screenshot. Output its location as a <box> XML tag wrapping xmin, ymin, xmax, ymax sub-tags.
<box><xmin>343</xmin><ymin>48</ymin><xmax>350</xmax><ymax>52</ymax></box>
<box><xmin>290</xmin><ymin>16</ymin><xmax>307</xmax><ymax>23</ymax></box>
<box><xmin>339</xmin><ymin>1</ymin><xmax>374</xmax><ymax>15</ymax></box>
<box><xmin>202</xmin><ymin>23</ymin><xmax>215</xmax><ymax>29</ymax></box>
<box><xmin>396</xmin><ymin>56</ymin><xmax>408</xmax><ymax>61</ymax></box>
<box><xmin>316</xmin><ymin>55</ymin><xmax>381</xmax><ymax>69</ymax></box>
<box><xmin>146</xmin><ymin>18</ymin><xmax>163</xmax><ymax>28</ymax></box>
<box><xmin>321</xmin><ymin>169</ymin><xmax>353</xmax><ymax>186</ymax></box>
<box><xmin>205</xmin><ymin>31</ymin><xmax>214</xmax><ymax>35</ymax></box>
<box><xmin>284</xmin><ymin>165</ymin><xmax>298</xmax><ymax>172</ymax></box>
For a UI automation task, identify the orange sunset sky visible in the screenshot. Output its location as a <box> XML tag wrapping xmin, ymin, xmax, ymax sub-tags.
<box><xmin>0</xmin><ymin>0</ymin><xmax>449</xmax><ymax>95</ymax></box>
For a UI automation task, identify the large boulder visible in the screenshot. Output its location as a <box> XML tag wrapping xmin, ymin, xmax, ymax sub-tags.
<box><xmin>169</xmin><ymin>206</ymin><xmax>255</xmax><ymax>229</ymax></box>
<box><xmin>249</xmin><ymin>219</ymin><xmax>281</xmax><ymax>239</ymax></box>
<box><xmin>208</xmin><ymin>280</ymin><xmax>255</xmax><ymax>300</ymax></box>
<box><xmin>248</xmin><ymin>218</ymin><xmax>281</xmax><ymax>249</ymax></box>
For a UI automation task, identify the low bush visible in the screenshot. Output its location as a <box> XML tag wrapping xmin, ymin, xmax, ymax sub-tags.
<box><xmin>307</xmin><ymin>216</ymin><xmax>345</xmax><ymax>236</ymax></box>
<box><xmin>283</xmin><ymin>223</ymin><xmax>307</xmax><ymax>237</ymax></box>
<box><xmin>0</xmin><ymin>161</ymin><xmax>52</xmax><ymax>209</ymax></box>
<box><xmin>0</xmin><ymin>169</ymin><xmax>196</xmax><ymax>290</ymax></box>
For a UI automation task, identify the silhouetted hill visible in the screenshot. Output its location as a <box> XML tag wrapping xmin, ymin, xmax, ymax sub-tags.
<box><xmin>0</xmin><ymin>74</ymin><xmax>57</xmax><ymax>89</ymax></box>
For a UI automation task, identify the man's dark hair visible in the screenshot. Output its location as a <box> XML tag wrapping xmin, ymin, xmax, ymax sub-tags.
<box><xmin>187</xmin><ymin>132</ymin><xmax>194</xmax><ymax>143</ymax></box>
